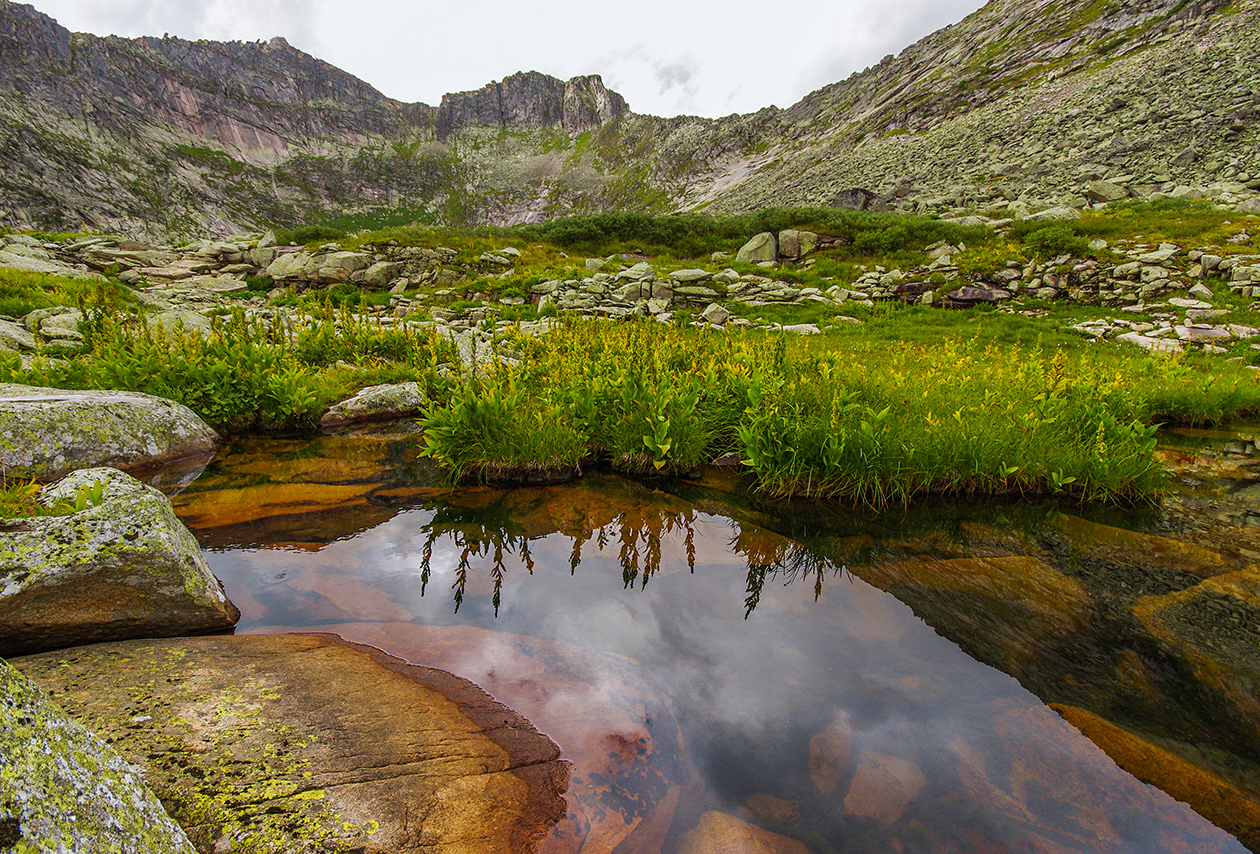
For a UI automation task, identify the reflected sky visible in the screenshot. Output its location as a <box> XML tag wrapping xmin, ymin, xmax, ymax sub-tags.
<box><xmin>203</xmin><ymin>492</ymin><xmax>1245</xmax><ymax>854</ymax></box>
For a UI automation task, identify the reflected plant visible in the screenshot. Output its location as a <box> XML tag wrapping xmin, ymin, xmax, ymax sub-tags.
<box><xmin>414</xmin><ymin>492</ymin><xmax>841</xmax><ymax>618</ymax></box>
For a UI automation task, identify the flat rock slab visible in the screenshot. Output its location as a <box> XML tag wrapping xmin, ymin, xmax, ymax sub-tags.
<box><xmin>13</xmin><ymin>633</ymin><xmax>570</xmax><ymax>854</ymax></box>
<box><xmin>0</xmin><ymin>384</ymin><xmax>219</xmax><ymax>480</ymax></box>
<box><xmin>0</xmin><ymin>659</ymin><xmax>196</xmax><ymax>854</ymax></box>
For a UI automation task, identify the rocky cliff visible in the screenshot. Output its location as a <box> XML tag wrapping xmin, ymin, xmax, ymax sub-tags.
<box><xmin>0</xmin><ymin>0</ymin><xmax>1256</xmax><ymax>236</ymax></box>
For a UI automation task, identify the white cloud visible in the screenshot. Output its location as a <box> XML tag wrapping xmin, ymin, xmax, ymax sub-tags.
<box><xmin>28</xmin><ymin>0</ymin><xmax>986</xmax><ymax>118</ymax></box>
<box><xmin>33</xmin><ymin>0</ymin><xmax>323</xmax><ymax>53</ymax></box>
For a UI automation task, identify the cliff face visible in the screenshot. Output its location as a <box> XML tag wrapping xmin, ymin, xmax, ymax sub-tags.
<box><xmin>435</xmin><ymin>71</ymin><xmax>628</xmax><ymax>140</ymax></box>
<box><xmin>0</xmin><ymin>0</ymin><xmax>1256</xmax><ymax>237</ymax></box>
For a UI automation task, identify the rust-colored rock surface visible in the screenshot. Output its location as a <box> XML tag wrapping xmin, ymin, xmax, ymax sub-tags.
<box><xmin>1053</xmin><ymin>704</ymin><xmax>1260</xmax><ymax>850</ymax></box>
<box><xmin>251</xmin><ymin>622</ymin><xmax>688</xmax><ymax>854</ymax></box>
<box><xmin>13</xmin><ymin>633</ymin><xmax>570</xmax><ymax>854</ymax></box>
<box><xmin>677</xmin><ymin>811</ymin><xmax>809</xmax><ymax>854</ymax></box>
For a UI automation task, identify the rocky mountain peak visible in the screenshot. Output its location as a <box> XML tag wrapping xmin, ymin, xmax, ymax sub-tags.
<box><xmin>435</xmin><ymin>71</ymin><xmax>629</xmax><ymax>140</ymax></box>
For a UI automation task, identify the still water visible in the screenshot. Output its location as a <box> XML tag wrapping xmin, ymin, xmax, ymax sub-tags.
<box><xmin>166</xmin><ymin>423</ymin><xmax>1260</xmax><ymax>854</ymax></box>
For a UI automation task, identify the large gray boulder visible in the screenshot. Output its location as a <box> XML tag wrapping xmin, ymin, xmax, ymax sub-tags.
<box><xmin>0</xmin><ymin>384</ymin><xmax>219</xmax><ymax>480</ymax></box>
<box><xmin>0</xmin><ymin>468</ymin><xmax>240</xmax><ymax>657</ymax></box>
<box><xmin>777</xmin><ymin>229</ymin><xmax>818</xmax><ymax>261</ymax></box>
<box><xmin>0</xmin><ymin>658</ymin><xmax>196</xmax><ymax>853</ymax></box>
<box><xmin>735</xmin><ymin>232</ymin><xmax>777</xmax><ymax>264</ymax></box>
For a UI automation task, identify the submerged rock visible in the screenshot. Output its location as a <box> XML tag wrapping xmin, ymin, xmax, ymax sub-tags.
<box><xmin>0</xmin><ymin>659</ymin><xmax>195</xmax><ymax>854</ymax></box>
<box><xmin>1053</xmin><ymin>704</ymin><xmax>1260</xmax><ymax>850</ymax></box>
<box><xmin>0</xmin><ymin>383</ymin><xmax>219</xmax><ymax>480</ymax></box>
<box><xmin>855</xmin><ymin>555</ymin><xmax>1090</xmax><ymax>671</ymax></box>
<box><xmin>320</xmin><ymin>381</ymin><xmax>428</xmax><ymax>428</ymax></box>
<box><xmin>843</xmin><ymin>752</ymin><xmax>927</xmax><ymax>825</ymax></box>
<box><xmin>1134</xmin><ymin>565</ymin><xmax>1260</xmax><ymax>733</ymax></box>
<box><xmin>13</xmin><ymin>633</ymin><xmax>570</xmax><ymax>854</ymax></box>
<box><xmin>0</xmin><ymin>468</ymin><xmax>239</xmax><ymax>656</ymax></box>
<box><xmin>678</xmin><ymin>810</ymin><xmax>809</xmax><ymax>854</ymax></box>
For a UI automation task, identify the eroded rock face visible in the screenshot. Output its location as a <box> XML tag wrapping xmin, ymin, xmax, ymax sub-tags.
<box><xmin>320</xmin><ymin>381</ymin><xmax>428</xmax><ymax>428</ymax></box>
<box><xmin>0</xmin><ymin>468</ymin><xmax>239</xmax><ymax>656</ymax></box>
<box><xmin>12</xmin><ymin>634</ymin><xmax>570</xmax><ymax>854</ymax></box>
<box><xmin>0</xmin><ymin>659</ymin><xmax>196</xmax><ymax>854</ymax></box>
<box><xmin>0</xmin><ymin>383</ymin><xmax>219</xmax><ymax>480</ymax></box>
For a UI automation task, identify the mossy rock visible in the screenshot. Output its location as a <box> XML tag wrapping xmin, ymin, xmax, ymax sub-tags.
<box><xmin>13</xmin><ymin>633</ymin><xmax>570</xmax><ymax>854</ymax></box>
<box><xmin>0</xmin><ymin>658</ymin><xmax>196</xmax><ymax>853</ymax></box>
<box><xmin>0</xmin><ymin>383</ymin><xmax>219</xmax><ymax>481</ymax></box>
<box><xmin>0</xmin><ymin>468</ymin><xmax>239</xmax><ymax>657</ymax></box>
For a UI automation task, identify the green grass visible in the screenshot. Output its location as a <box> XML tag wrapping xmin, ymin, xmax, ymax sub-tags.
<box><xmin>1</xmin><ymin>306</ymin><xmax>456</xmax><ymax>431</ymax></box>
<box><xmin>418</xmin><ymin>317</ymin><xmax>1260</xmax><ymax>502</ymax></box>
<box><xmin>0</xmin><ymin>268</ymin><xmax>127</xmax><ymax>317</ymax></box>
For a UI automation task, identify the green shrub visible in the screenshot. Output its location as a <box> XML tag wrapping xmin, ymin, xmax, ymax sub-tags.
<box><xmin>1021</xmin><ymin>224</ymin><xmax>1089</xmax><ymax>259</ymax></box>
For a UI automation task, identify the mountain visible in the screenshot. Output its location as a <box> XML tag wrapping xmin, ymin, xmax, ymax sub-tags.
<box><xmin>0</xmin><ymin>0</ymin><xmax>1256</xmax><ymax>237</ymax></box>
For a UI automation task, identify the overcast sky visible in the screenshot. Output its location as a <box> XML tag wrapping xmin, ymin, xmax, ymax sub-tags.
<box><xmin>31</xmin><ymin>0</ymin><xmax>987</xmax><ymax>118</ymax></box>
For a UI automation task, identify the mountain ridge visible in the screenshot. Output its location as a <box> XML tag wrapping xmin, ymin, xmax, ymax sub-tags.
<box><xmin>0</xmin><ymin>0</ymin><xmax>1256</xmax><ymax>236</ymax></box>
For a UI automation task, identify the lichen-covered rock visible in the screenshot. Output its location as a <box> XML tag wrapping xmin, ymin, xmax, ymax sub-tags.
<box><xmin>0</xmin><ymin>658</ymin><xmax>195</xmax><ymax>854</ymax></box>
<box><xmin>13</xmin><ymin>634</ymin><xmax>570</xmax><ymax>854</ymax></box>
<box><xmin>0</xmin><ymin>467</ymin><xmax>239</xmax><ymax>656</ymax></box>
<box><xmin>320</xmin><ymin>381</ymin><xmax>429</xmax><ymax>428</ymax></box>
<box><xmin>736</xmin><ymin>232</ymin><xmax>777</xmax><ymax>264</ymax></box>
<box><xmin>0</xmin><ymin>383</ymin><xmax>219</xmax><ymax>480</ymax></box>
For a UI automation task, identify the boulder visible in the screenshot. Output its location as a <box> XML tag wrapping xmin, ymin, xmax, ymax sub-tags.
<box><xmin>736</xmin><ymin>232</ymin><xmax>777</xmax><ymax>264</ymax></box>
<box><xmin>843</xmin><ymin>752</ymin><xmax>927</xmax><ymax>825</ymax></box>
<box><xmin>320</xmin><ymin>381</ymin><xmax>428</xmax><ymax>428</ymax></box>
<box><xmin>265</xmin><ymin>250</ymin><xmax>321</xmax><ymax>281</ymax></box>
<box><xmin>678</xmin><ymin>811</ymin><xmax>809</xmax><ymax>854</ymax></box>
<box><xmin>0</xmin><ymin>319</ymin><xmax>37</xmax><ymax>352</ymax></box>
<box><xmin>668</xmin><ymin>268</ymin><xmax>713</xmax><ymax>282</ymax></box>
<box><xmin>1025</xmin><ymin>205</ymin><xmax>1083</xmax><ymax>222</ymax></box>
<box><xmin>1084</xmin><ymin>180</ymin><xmax>1130</xmax><ymax>203</ymax></box>
<box><xmin>0</xmin><ymin>384</ymin><xmax>219</xmax><ymax>480</ymax></box>
<box><xmin>0</xmin><ymin>659</ymin><xmax>195</xmax><ymax>854</ymax></box>
<box><xmin>12</xmin><ymin>634</ymin><xmax>570</xmax><ymax>854</ymax></box>
<box><xmin>362</xmin><ymin>260</ymin><xmax>402</xmax><ymax>288</ymax></box>
<box><xmin>0</xmin><ymin>467</ymin><xmax>240</xmax><ymax>657</ymax></box>
<box><xmin>311</xmin><ymin>251</ymin><xmax>372</xmax><ymax>284</ymax></box>
<box><xmin>807</xmin><ymin>716</ymin><xmax>852</xmax><ymax>794</ymax></box>
<box><xmin>700</xmin><ymin>302</ymin><xmax>730</xmax><ymax>325</ymax></box>
<box><xmin>831</xmin><ymin>187</ymin><xmax>879</xmax><ymax>211</ymax></box>
<box><xmin>777</xmin><ymin>229</ymin><xmax>818</xmax><ymax>261</ymax></box>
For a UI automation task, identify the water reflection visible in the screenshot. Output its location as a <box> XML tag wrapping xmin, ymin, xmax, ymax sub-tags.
<box><xmin>414</xmin><ymin>497</ymin><xmax>843</xmax><ymax>618</ymax></box>
<box><xmin>176</xmin><ymin>431</ymin><xmax>1258</xmax><ymax>853</ymax></box>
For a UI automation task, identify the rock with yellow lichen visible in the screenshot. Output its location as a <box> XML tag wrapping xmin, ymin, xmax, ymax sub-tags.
<box><xmin>0</xmin><ymin>658</ymin><xmax>196</xmax><ymax>853</ymax></box>
<box><xmin>0</xmin><ymin>383</ymin><xmax>219</xmax><ymax>481</ymax></box>
<box><xmin>0</xmin><ymin>467</ymin><xmax>239</xmax><ymax>657</ymax></box>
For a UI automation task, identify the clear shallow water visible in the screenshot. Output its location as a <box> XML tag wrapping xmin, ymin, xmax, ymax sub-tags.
<box><xmin>169</xmin><ymin>428</ymin><xmax>1257</xmax><ymax>854</ymax></box>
